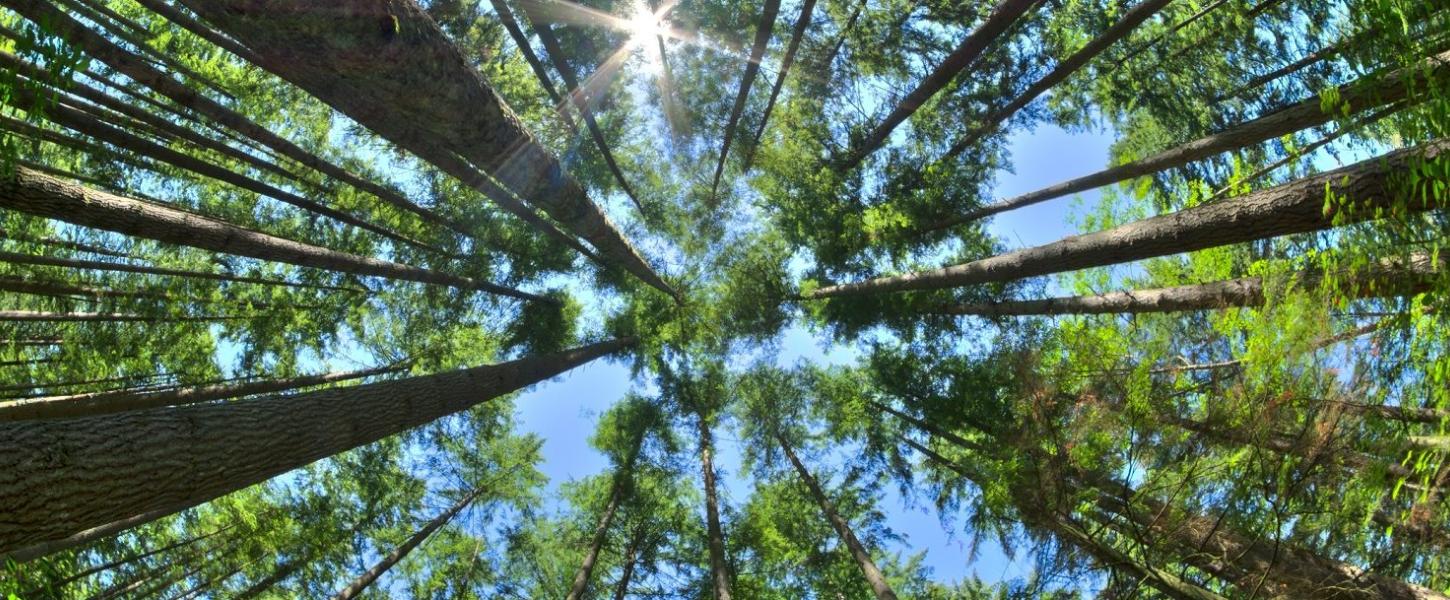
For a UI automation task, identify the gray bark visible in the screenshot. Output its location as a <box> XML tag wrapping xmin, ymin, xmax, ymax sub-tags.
<box><xmin>709</xmin><ymin>0</ymin><xmax>780</xmax><ymax>199</ymax></box>
<box><xmin>698</xmin><ymin>410</ymin><xmax>733</xmax><ymax>600</ymax></box>
<box><xmin>740</xmin><ymin>0</ymin><xmax>816</xmax><ymax>172</ymax></box>
<box><xmin>564</xmin><ymin>478</ymin><xmax>624</xmax><ymax>600</ymax></box>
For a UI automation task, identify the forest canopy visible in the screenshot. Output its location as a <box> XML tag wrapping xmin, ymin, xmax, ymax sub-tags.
<box><xmin>0</xmin><ymin>0</ymin><xmax>1448</xmax><ymax>598</ymax></box>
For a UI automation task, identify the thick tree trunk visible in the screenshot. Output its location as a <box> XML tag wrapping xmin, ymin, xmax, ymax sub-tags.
<box><xmin>835</xmin><ymin>0</ymin><xmax>1041</xmax><ymax>171</ymax></box>
<box><xmin>0</xmin><ymin>363</ymin><xmax>405</xmax><ymax>421</ymax></box>
<box><xmin>708</xmin><ymin>0</ymin><xmax>780</xmax><ymax>199</ymax></box>
<box><xmin>0</xmin><ymin>337</ymin><xmax>633</xmax><ymax>558</ymax></box>
<box><xmin>809</xmin><ymin>137</ymin><xmax>1450</xmax><ymax>298</ymax></box>
<box><xmin>777</xmin><ymin>433</ymin><xmax>899</xmax><ymax>600</ymax></box>
<box><xmin>930</xmin><ymin>253</ymin><xmax>1438</xmax><ymax>316</ymax></box>
<box><xmin>564</xmin><ymin>479</ymin><xmax>624</xmax><ymax>600</ymax></box>
<box><xmin>920</xmin><ymin>50</ymin><xmax>1450</xmax><ymax>232</ymax></box>
<box><xmin>1</xmin><ymin>0</ymin><xmax>477</xmax><ymax>243</ymax></box>
<box><xmin>741</xmin><ymin>0</ymin><xmax>816</xmax><ymax>172</ymax></box>
<box><xmin>0</xmin><ymin>250</ymin><xmax>361</xmax><ymax>293</ymax></box>
<box><xmin>944</xmin><ymin>0</ymin><xmax>1174</xmax><ymax>157</ymax></box>
<box><xmin>698</xmin><ymin>409</ymin><xmax>733</xmax><ymax>600</ymax></box>
<box><xmin>0</xmin><ymin>167</ymin><xmax>551</xmax><ymax>302</ymax></box>
<box><xmin>167</xmin><ymin>0</ymin><xmax>677</xmax><ymax>300</ymax></box>
<box><xmin>329</xmin><ymin>488</ymin><xmax>482</xmax><ymax>599</ymax></box>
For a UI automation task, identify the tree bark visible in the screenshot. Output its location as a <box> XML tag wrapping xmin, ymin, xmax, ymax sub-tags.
<box><xmin>809</xmin><ymin>137</ymin><xmax>1450</xmax><ymax>298</ymax></box>
<box><xmin>0</xmin><ymin>310</ymin><xmax>247</xmax><ymax>323</ymax></box>
<box><xmin>564</xmin><ymin>478</ymin><xmax>625</xmax><ymax>600</ymax></box>
<box><xmin>612</xmin><ymin>522</ymin><xmax>646</xmax><ymax>600</ymax></box>
<box><xmin>943</xmin><ymin>0</ymin><xmax>1174</xmax><ymax>157</ymax></box>
<box><xmin>740</xmin><ymin>0</ymin><xmax>816</xmax><ymax>172</ymax></box>
<box><xmin>698</xmin><ymin>409</ymin><xmax>733</xmax><ymax>600</ymax></box>
<box><xmin>329</xmin><ymin>488</ymin><xmax>483</xmax><ymax>599</ymax></box>
<box><xmin>777</xmin><ymin>433</ymin><xmax>899</xmax><ymax>600</ymax></box>
<box><xmin>0</xmin><ymin>166</ymin><xmax>551</xmax><ymax>302</ymax></box>
<box><xmin>25</xmin><ymin>524</ymin><xmax>231</xmax><ymax>593</ymax></box>
<box><xmin>708</xmin><ymin>0</ymin><xmax>780</xmax><ymax>199</ymax></box>
<box><xmin>835</xmin><ymin>0</ymin><xmax>1041</xmax><ymax>171</ymax></box>
<box><xmin>871</xmin><ymin>400</ymin><xmax>991</xmax><ymax>453</ymax></box>
<box><xmin>0</xmin><ymin>337</ymin><xmax>633</xmax><ymax>558</ymax></box>
<box><xmin>486</xmin><ymin>0</ymin><xmax>574</xmax><ymax>129</ymax></box>
<box><xmin>0</xmin><ymin>250</ymin><xmax>361</xmax><ymax>293</ymax></box>
<box><xmin>919</xmin><ymin>50</ymin><xmax>1450</xmax><ymax>232</ymax></box>
<box><xmin>167</xmin><ymin>0</ymin><xmax>677</xmax><ymax>300</ymax></box>
<box><xmin>0</xmin><ymin>363</ymin><xmax>405</xmax><ymax>421</ymax></box>
<box><xmin>1</xmin><ymin>504</ymin><xmax>179</xmax><ymax>564</ymax></box>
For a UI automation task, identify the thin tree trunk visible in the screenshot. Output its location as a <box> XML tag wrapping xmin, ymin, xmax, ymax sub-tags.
<box><xmin>740</xmin><ymin>0</ymin><xmax>814</xmax><ymax>172</ymax></box>
<box><xmin>0</xmin><ymin>167</ymin><xmax>551</xmax><ymax>302</ymax></box>
<box><xmin>564</xmin><ymin>478</ymin><xmax>625</xmax><ymax>600</ymax></box>
<box><xmin>698</xmin><ymin>409</ymin><xmax>733</xmax><ymax>600</ymax></box>
<box><xmin>329</xmin><ymin>488</ymin><xmax>483</xmax><ymax>600</ymax></box>
<box><xmin>129</xmin><ymin>0</ymin><xmax>260</xmax><ymax>62</ymax></box>
<box><xmin>527</xmin><ymin>21</ymin><xmax>646</xmax><ymax>215</ymax></box>
<box><xmin>777</xmin><ymin>433</ymin><xmax>899</xmax><ymax>600</ymax></box>
<box><xmin>0</xmin><ymin>226</ymin><xmax>134</xmax><ymax>260</ymax></box>
<box><xmin>170</xmin><ymin>0</ymin><xmax>677</xmax><ymax>300</ymax></box>
<box><xmin>51</xmin><ymin>0</ymin><xmax>236</xmax><ymax>100</ymax></box>
<box><xmin>919</xmin><ymin>50</ymin><xmax>1450</xmax><ymax>232</ymax></box>
<box><xmin>2</xmin><ymin>0</ymin><xmax>480</xmax><ymax>244</ymax></box>
<box><xmin>234</xmin><ymin>557</ymin><xmax>306</xmax><ymax>600</ymax></box>
<box><xmin>2</xmin><ymin>504</ymin><xmax>179</xmax><ymax>564</ymax></box>
<box><xmin>0</xmin><ymin>373</ymin><xmax>166</xmax><ymax>397</ymax></box>
<box><xmin>25</xmin><ymin>524</ymin><xmax>232</xmax><ymax>594</ymax></box>
<box><xmin>944</xmin><ymin>0</ymin><xmax>1174</xmax><ymax>158</ymax></box>
<box><xmin>0</xmin><ymin>310</ymin><xmax>248</xmax><ymax>323</ymax></box>
<box><xmin>486</xmin><ymin>0</ymin><xmax>576</xmax><ymax>129</ymax></box>
<box><xmin>0</xmin><ymin>363</ymin><xmax>405</xmax><ymax>421</ymax></box>
<box><xmin>0</xmin><ymin>337</ymin><xmax>633</xmax><ymax>558</ymax></box>
<box><xmin>835</xmin><ymin>0</ymin><xmax>1041</xmax><ymax>171</ymax></box>
<box><xmin>1106</xmin><ymin>0</ymin><xmax>1230</xmax><ymax>72</ymax></box>
<box><xmin>808</xmin><ymin>137</ymin><xmax>1450</xmax><ymax>298</ymax></box>
<box><xmin>0</xmin><ymin>338</ymin><xmax>64</xmax><ymax>347</ymax></box>
<box><xmin>0</xmin><ymin>250</ymin><xmax>362</xmax><ymax>293</ymax></box>
<box><xmin>1166</xmin><ymin>414</ymin><xmax>1425</xmax><ymax>484</ymax></box>
<box><xmin>929</xmin><ymin>253</ymin><xmax>1438</xmax><ymax>316</ymax></box>
<box><xmin>871</xmin><ymin>400</ymin><xmax>990</xmax><ymax>453</ymax></box>
<box><xmin>612</xmin><ymin>522</ymin><xmax>646</xmax><ymax>600</ymax></box>
<box><xmin>1216</xmin><ymin>27</ymin><xmax>1373</xmax><ymax>101</ymax></box>
<box><xmin>1333</xmin><ymin>401</ymin><xmax>1450</xmax><ymax>425</ymax></box>
<box><xmin>709</xmin><ymin>0</ymin><xmax>780</xmax><ymax>199</ymax></box>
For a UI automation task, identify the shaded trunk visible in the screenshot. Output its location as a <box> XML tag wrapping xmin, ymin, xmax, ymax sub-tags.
<box><xmin>0</xmin><ymin>337</ymin><xmax>633</xmax><ymax>558</ymax></box>
<box><xmin>809</xmin><ymin>137</ymin><xmax>1450</xmax><ymax>298</ymax></box>
<box><xmin>26</xmin><ymin>524</ymin><xmax>232</xmax><ymax>593</ymax></box>
<box><xmin>1166</xmin><ymin>414</ymin><xmax>1426</xmax><ymax>485</ymax></box>
<box><xmin>698</xmin><ymin>409</ymin><xmax>733</xmax><ymax>600</ymax></box>
<box><xmin>0</xmin><ymin>310</ymin><xmax>247</xmax><ymax>323</ymax></box>
<box><xmin>0</xmin><ymin>363</ymin><xmax>405</xmax><ymax>421</ymax></box>
<box><xmin>329</xmin><ymin>488</ymin><xmax>482</xmax><ymax>599</ymax></box>
<box><xmin>233</xmin><ymin>557</ymin><xmax>306</xmax><ymax>600</ymax></box>
<box><xmin>709</xmin><ymin>0</ymin><xmax>780</xmax><ymax>198</ymax></box>
<box><xmin>929</xmin><ymin>253</ymin><xmax>1438</xmax><ymax>316</ymax></box>
<box><xmin>129</xmin><ymin>0</ymin><xmax>259</xmax><ymax>62</ymax></box>
<box><xmin>0</xmin><ymin>373</ymin><xmax>167</xmax><ymax>397</ymax></box>
<box><xmin>835</xmin><ymin>0</ymin><xmax>1041</xmax><ymax>171</ymax></box>
<box><xmin>2</xmin><ymin>504</ymin><xmax>179</xmax><ymax>563</ymax></box>
<box><xmin>1107</xmin><ymin>0</ymin><xmax>1230</xmax><ymax>70</ymax></box>
<box><xmin>944</xmin><ymin>0</ymin><xmax>1174</xmax><ymax>157</ymax></box>
<box><xmin>486</xmin><ymin>0</ymin><xmax>574</xmax><ymax>129</ymax></box>
<box><xmin>169</xmin><ymin>0</ymin><xmax>677</xmax><ymax>300</ymax></box>
<box><xmin>564</xmin><ymin>479</ymin><xmax>625</xmax><ymax>600</ymax></box>
<box><xmin>870</xmin><ymin>400</ymin><xmax>990</xmax><ymax>453</ymax></box>
<box><xmin>920</xmin><ymin>51</ymin><xmax>1450</xmax><ymax>232</ymax></box>
<box><xmin>51</xmin><ymin>0</ymin><xmax>235</xmax><ymax>100</ymax></box>
<box><xmin>612</xmin><ymin>522</ymin><xmax>646</xmax><ymax>600</ymax></box>
<box><xmin>1334</xmin><ymin>401</ymin><xmax>1450</xmax><ymax>425</ymax></box>
<box><xmin>0</xmin><ymin>250</ymin><xmax>362</xmax><ymax>292</ymax></box>
<box><xmin>777</xmin><ymin>433</ymin><xmax>899</xmax><ymax>600</ymax></box>
<box><xmin>740</xmin><ymin>0</ymin><xmax>816</xmax><ymax>172</ymax></box>
<box><xmin>0</xmin><ymin>167</ymin><xmax>550</xmax><ymax>302</ymax></box>
<box><xmin>0</xmin><ymin>225</ymin><xmax>134</xmax><ymax>259</ymax></box>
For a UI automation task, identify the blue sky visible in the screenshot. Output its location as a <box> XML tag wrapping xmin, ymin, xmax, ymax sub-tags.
<box><xmin>513</xmin><ymin>122</ymin><xmax>1116</xmax><ymax>586</ymax></box>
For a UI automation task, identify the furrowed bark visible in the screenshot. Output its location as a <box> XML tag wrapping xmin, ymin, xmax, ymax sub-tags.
<box><xmin>809</xmin><ymin>137</ymin><xmax>1450</xmax><ymax>298</ymax></box>
<box><xmin>170</xmin><ymin>0</ymin><xmax>678</xmax><ymax>300</ymax></box>
<box><xmin>2</xmin><ymin>0</ymin><xmax>473</xmax><ymax>243</ymax></box>
<box><xmin>0</xmin><ymin>250</ymin><xmax>364</xmax><ymax>293</ymax></box>
<box><xmin>740</xmin><ymin>0</ymin><xmax>814</xmax><ymax>172</ymax></box>
<box><xmin>943</xmin><ymin>0</ymin><xmax>1174</xmax><ymax>158</ymax></box>
<box><xmin>698</xmin><ymin>409</ymin><xmax>733</xmax><ymax>600</ymax></box>
<box><xmin>0</xmin><ymin>336</ymin><xmax>634</xmax><ymax>558</ymax></box>
<box><xmin>835</xmin><ymin>0</ymin><xmax>1041</xmax><ymax>172</ymax></box>
<box><xmin>0</xmin><ymin>363</ymin><xmax>405</xmax><ymax>421</ymax></box>
<box><xmin>920</xmin><ymin>51</ymin><xmax>1450</xmax><ymax>233</ymax></box>
<box><xmin>929</xmin><ymin>253</ymin><xmax>1439</xmax><ymax>316</ymax></box>
<box><xmin>777</xmin><ymin>433</ymin><xmax>899</xmax><ymax>600</ymax></box>
<box><xmin>708</xmin><ymin>0</ymin><xmax>780</xmax><ymax>199</ymax></box>
<box><xmin>0</xmin><ymin>167</ymin><xmax>552</xmax><ymax>302</ymax></box>
<box><xmin>329</xmin><ymin>488</ymin><xmax>482</xmax><ymax>600</ymax></box>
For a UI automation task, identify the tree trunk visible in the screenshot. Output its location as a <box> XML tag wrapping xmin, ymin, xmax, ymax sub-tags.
<box><xmin>697</xmin><ymin>409</ymin><xmax>733</xmax><ymax>600</ymax></box>
<box><xmin>329</xmin><ymin>488</ymin><xmax>483</xmax><ymax>599</ymax></box>
<box><xmin>612</xmin><ymin>522</ymin><xmax>646</xmax><ymax>600</ymax></box>
<box><xmin>0</xmin><ymin>250</ymin><xmax>361</xmax><ymax>293</ymax></box>
<box><xmin>0</xmin><ymin>225</ymin><xmax>135</xmax><ymax>259</ymax></box>
<box><xmin>929</xmin><ymin>253</ymin><xmax>1438</xmax><ymax>316</ymax></box>
<box><xmin>486</xmin><ymin>0</ymin><xmax>574</xmax><ymax>129</ymax></box>
<box><xmin>0</xmin><ymin>166</ymin><xmax>552</xmax><ymax>302</ymax></box>
<box><xmin>2</xmin><ymin>0</ymin><xmax>478</xmax><ymax>243</ymax></box>
<box><xmin>871</xmin><ymin>400</ymin><xmax>990</xmax><ymax>453</ymax></box>
<box><xmin>564</xmin><ymin>478</ymin><xmax>625</xmax><ymax>600</ymax></box>
<box><xmin>50</xmin><ymin>0</ymin><xmax>235</xmax><ymax>101</ymax></box>
<box><xmin>920</xmin><ymin>50</ymin><xmax>1450</xmax><ymax>232</ymax></box>
<box><xmin>0</xmin><ymin>338</ymin><xmax>65</xmax><ymax>347</ymax></box>
<box><xmin>809</xmin><ymin>137</ymin><xmax>1450</xmax><ymax>298</ymax></box>
<box><xmin>167</xmin><ymin>0</ymin><xmax>678</xmax><ymax>300</ymax></box>
<box><xmin>234</xmin><ymin>557</ymin><xmax>305</xmax><ymax>600</ymax></box>
<box><xmin>0</xmin><ymin>363</ymin><xmax>405</xmax><ymax>421</ymax></box>
<box><xmin>2</xmin><ymin>504</ymin><xmax>179</xmax><ymax>564</ymax></box>
<box><xmin>1106</xmin><ymin>0</ymin><xmax>1230</xmax><ymax>71</ymax></box>
<box><xmin>0</xmin><ymin>310</ymin><xmax>247</xmax><ymax>323</ymax></box>
<box><xmin>0</xmin><ymin>337</ymin><xmax>633</xmax><ymax>558</ymax></box>
<box><xmin>129</xmin><ymin>0</ymin><xmax>260</xmax><ymax>62</ymax></box>
<box><xmin>944</xmin><ymin>0</ymin><xmax>1174</xmax><ymax>158</ymax></box>
<box><xmin>0</xmin><ymin>373</ymin><xmax>166</xmax><ymax>397</ymax></box>
<box><xmin>777</xmin><ymin>433</ymin><xmax>899</xmax><ymax>600</ymax></box>
<box><xmin>1334</xmin><ymin>401</ymin><xmax>1450</xmax><ymax>425</ymax></box>
<box><xmin>740</xmin><ymin>0</ymin><xmax>816</xmax><ymax>172</ymax></box>
<box><xmin>26</xmin><ymin>524</ymin><xmax>231</xmax><ymax>593</ymax></box>
<box><xmin>708</xmin><ymin>0</ymin><xmax>780</xmax><ymax>199</ymax></box>
<box><xmin>835</xmin><ymin>0</ymin><xmax>1041</xmax><ymax>171</ymax></box>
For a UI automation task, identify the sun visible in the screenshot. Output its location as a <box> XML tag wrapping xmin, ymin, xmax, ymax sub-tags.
<box><xmin>626</xmin><ymin>1</ymin><xmax>665</xmax><ymax>75</ymax></box>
